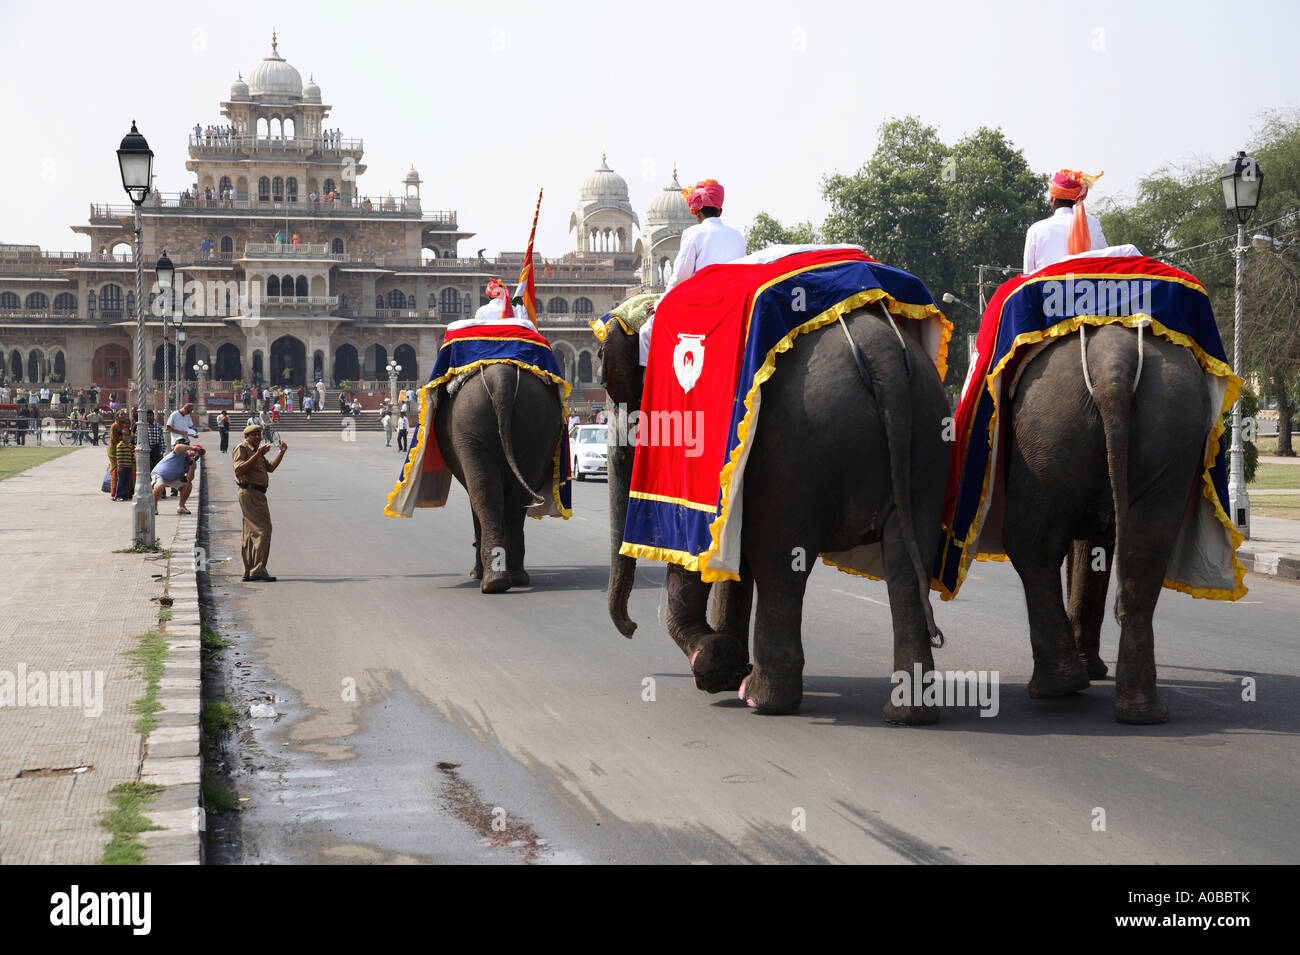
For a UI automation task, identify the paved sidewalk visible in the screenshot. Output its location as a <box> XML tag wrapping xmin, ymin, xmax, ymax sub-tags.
<box><xmin>1236</xmin><ymin>455</ymin><xmax>1300</xmax><ymax>581</ymax></box>
<box><xmin>0</xmin><ymin>447</ymin><xmax>204</xmax><ymax>864</ymax></box>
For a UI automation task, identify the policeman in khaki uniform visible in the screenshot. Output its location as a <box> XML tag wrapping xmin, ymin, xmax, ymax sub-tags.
<box><xmin>232</xmin><ymin>422</ymin><xmax>287</xmax><ymax>581</ymax></box>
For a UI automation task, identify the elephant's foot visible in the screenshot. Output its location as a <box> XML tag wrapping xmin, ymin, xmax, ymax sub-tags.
<box><xmin>737</xmin><ymin>665</ymin><xmax>801</xmax><ymax>714</ymax></box>
<box><xmin>1028</xmin><ymin>660</ymin><xmax>1091</xmax><ymax>699</ymax></box>
<box><xmin>1115</xmin><ymin>690</ymin><xmax>1169</xmax><ymax>725</ymax></box>
<box><xmin>480</xmin><ymin>570</ymin><xmax>512</xmax><ymax>594</ymax></box>
<box><xmin>1081</xmin><ymin>653</ymin><xmax>1110</xmax><ymax>681</ymax></box>
<box><xmin>882</xmin><ymin>701</ymin><xmax>941</xmax><ymax>726</ymax></box>
<box><xmin>470</xmin><ymin>563</ymin><xmax>482</xmax><ymax>580</ymax></box>
<box><xmin>510</xmin><ymin>568</ymin><xmax>531</xmax><ymax>587</ymax></box>
<box><xmin>687</xmin><ymin>635</ymin><xmax>750</xmax><ymax>694</ymax></box>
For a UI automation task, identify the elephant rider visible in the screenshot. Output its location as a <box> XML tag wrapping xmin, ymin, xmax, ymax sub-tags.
<box><xmin>1023</xmin><ymin>169</ymin><xmax>1107</xmax><ymax>274</ymax></box>
<box><xmin>638</xmin><ymin>178</ymin><xmax>747</xmax><ymax>365</ymax></box>
<box><xmin>448</xmin><ymin>278</ymin><xmax>537</xmax><ymax>332</ymax></box>
<box><xmin>233</xmin><ymin>422</ymin><xmax>287</xmax><ymax>582</ymax></box>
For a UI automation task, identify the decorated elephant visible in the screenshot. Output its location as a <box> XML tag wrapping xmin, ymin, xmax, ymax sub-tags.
<box><xmin>937</xmin><ymin>256</ymin><xmax>1246</xmax><ymax>723</ymax></box>
<box><xmin>598</xmin><ymin>250</ymin><xmax>953</xmax><ymax>723</ymax></box>
<box><xmin>385</xmin><ymin>327</ymin><xmax>570</xmax><ymax>594</ymax></box>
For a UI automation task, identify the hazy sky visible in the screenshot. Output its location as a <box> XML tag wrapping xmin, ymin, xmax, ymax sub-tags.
<box><xmin>2</xmin><ymin>0</ymin><xmax>1296</xmax><ymax>262</ymax></box>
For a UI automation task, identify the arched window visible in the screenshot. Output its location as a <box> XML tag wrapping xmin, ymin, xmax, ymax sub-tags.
<box><xmin>376</xmin><ymin>294</ymin><xmax>384</xmax><ymax>309</ymax></box>
<box><xmin>394</xmin><ymin>344</ymin><xmax>417</xmax><ymax>380</ymax></box>
<box><xmin>219</xmin><ymin>175</ymin><xmax>232</xmax><ymax>196</ymax></box>
<box><xmin>547</xmin><ymin>296</ymin><xmax>568</xmax><ymax>314</ymax></box>
<box><xmin>331</xmin><ymin>238</ymin><xmax>344</xmax><ymax>254</ymax></box>
<box><xmin>323</xmin><ymin>178</ymin><xmax>336</xmax><ymax>196</ymax></box>
<box><xmin>258</xmin><ymin>176</ymin><xmax>270</xmax><ymax>202</ymax></box>
<box><xmin>573</xmin><ymin>297</ymin><xmax>594</xmax><ymax>316</ymax></box>
<box><xmin>9</xmin><ymin>350</ymin><xmax>21</xmax><ymax>380</ymax></box>
<box><xmin>126</xmin><ymin>291</ymin><xmax>135</xmax><ymax>317</ymax></box>
<box><xmin>579</xmin><ymin>351</ymin><xmax>594</xmax><ymax>382</ymax></box>
<box><xmin>267</xmin><ymin>275</ymin><xmax>281</xmax><ymax>296</ymax></box>
<box><xmin>25</xmin><ymin>291</ymin><xmax>49</xmax><ymax>310</ymax></box>
<box><xmin>215</xmin><ymin>343</ymin><xmax>242</xmax><ymax>380</ymax></box>
<box><xmin>272</xmin><ymin>176</ymin><xmax>284</xmax><ymax>202</ymax></box>
<box><xmin>100</xmin><ymin>284</ymin><xmax>124</xmax><ymax>315</ymax></box>
<box><xmin>386</xmin><ymin>289</ymin><xmax>406</xmax><ymax>310</ymax></box>
<box><xmin>0</xmin><ymin>291</ymin><xmax>19</xmax><ymax>311</ymax></box>
<box><xmin>281</xmin><ymin>275</ymin><xmax>293</xmax><ymax>296</ymax></box>
<box><xmin>286</xmin><ymin>177</ymin><xmax>298</xmax><ymax>202</ymax></box>
<box><xmin>87</xmin><ymin>290</ymin><xmax>96</xmax><ymax>313</ymax></box>
<box><xmin>53</xmin><ymin>351</ymin><xmax>65</xmax><ymax>380</ymax></box>
<box><xmin>428</xmin><ymin>292</ymin><xmax>437</xmax><ymax>309</ymax></box>
<box><xmin>28</xmin><ymin>349</ymin><xmax>41</xmax><ymax>383</ymax></box>
<box><xmin>220</xmin><ymin>236</ymin><xmax>233</xmax><ymax>254</ymax></box>
<box><xmin>439</xmin><ymin>288</ymin><xmax>461</xmax><ymax>314</ymax></box>
<box><xmin>295</xmin><ymin>275</ymin><xmax>308</xmax><ymax>297</ymax></box>
<box><xmin>53</xmin><ymin>293</ymin><xmax>76</xmax><ymax>314</ymax></box>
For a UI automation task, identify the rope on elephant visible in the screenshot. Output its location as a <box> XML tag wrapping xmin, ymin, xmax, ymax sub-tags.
<box><xmin>1079</xmin><ymin>320</ymin><xmax>1147</xmax><ymax>398</ymax></box>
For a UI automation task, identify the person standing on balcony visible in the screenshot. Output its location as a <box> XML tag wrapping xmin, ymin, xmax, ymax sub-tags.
<box><xmin>292</xmin><ymin>233</ymin><xmax>300</xmax><ymax>249</ymax></box>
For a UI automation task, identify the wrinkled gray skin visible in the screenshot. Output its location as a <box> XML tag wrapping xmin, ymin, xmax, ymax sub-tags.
<box><xmin>433</xmin><ymin>363</ymin><xmax>563</xmax><ymax>593</ymax></box>
<box><xmin>1002</xmin><ymin>325</ymin><xmax>1211</xmax><ymax>723</ymax></box>
<box><xmin>601</xmin><ymin>310</ymin><xmax>950</xmax><ymax>723</ymax></box>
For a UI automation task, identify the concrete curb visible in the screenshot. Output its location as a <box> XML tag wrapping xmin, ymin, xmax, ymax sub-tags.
<box><xmin>137</xmin><ymin>457</ymin><xmax>206</xmax><ymax>865</ymax></box>
<box><xmin>1237</xmin><ymin>545</ymin><xmax>1300</xmax><ymax>581</ymax></box>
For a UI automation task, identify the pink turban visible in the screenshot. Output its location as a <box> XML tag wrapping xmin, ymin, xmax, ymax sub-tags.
<box><xmin>485</xmin><ymin>277</ymin><xmax>514</xmax><ymax>318</ymax></box>
<box><xmin>1048</xmin><ymin>169</ymin><xmax>1104</xmax><ymax>256</ymax></box>
<box><xmin>682</xmin><ymin>178</ymin><xmax>724</xmax><ymax>214</ymax></box>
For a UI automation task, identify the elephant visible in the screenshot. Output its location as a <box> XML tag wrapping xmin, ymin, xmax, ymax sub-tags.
<box><xmin>432</xmin><ymin>362</ymin><xmax>564</xmax><ymax>594</ymax></box>
<box><xmin>600</xmin><ymin>308</ymin><xmax>951</xmax><ymax>723</ymax></box>
<box><xmin>1000</xmin><ymin>324</ymin><xmax>1214</xmax><ymax>723</ymax></box>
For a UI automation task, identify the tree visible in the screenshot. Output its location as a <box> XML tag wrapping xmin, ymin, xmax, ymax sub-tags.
<box><xmin>822</xmin><ymin>117</ymin><xmax>1047</xmax><ymax>392</ymax></box>
<box><xmin>744</xmin><ymin>212</ymin><xmax>821</xmax><ymax>254</ymax></box>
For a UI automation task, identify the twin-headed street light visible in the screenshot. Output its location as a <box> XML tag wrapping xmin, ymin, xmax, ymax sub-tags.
<box><xmin>118</xmin><ymin>121</ymin><xmax>154</xmax><ymax>548</ymax></box>
<box><xmin>1220</xmin><ymin>150</ymin><xmax>1264</xmax><ymax>540</ymax></box>
<box><xmin>386</xmin><ymin>359</ymin><xmax>403</xmax><ymax>407</ymax></box>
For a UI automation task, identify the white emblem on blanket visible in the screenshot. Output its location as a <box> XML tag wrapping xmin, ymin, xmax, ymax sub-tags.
<box><xmin>673</xmin><ymin>334</ymin><xmax>706</xmax><ymax>393</ymax></box>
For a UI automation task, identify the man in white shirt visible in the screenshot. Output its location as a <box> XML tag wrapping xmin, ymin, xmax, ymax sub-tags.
<box><xmin>639</xmin><ymin>178</ymin><xmax>746</xmax><ymax>365</ymax></box>
<box><xmin>448</xmin><ymin>277</ymin><xmax>538</xmax><ymax>332</ymax></box>
<box><xmin>165</xmin><ymin>402</ymin><xmax>197</xmax><ymax>442</ymax></box>
<box><xmin>1023</xmin><ymin>169</ymin><xmax>1106</xmax><ymax>274</ymax></box>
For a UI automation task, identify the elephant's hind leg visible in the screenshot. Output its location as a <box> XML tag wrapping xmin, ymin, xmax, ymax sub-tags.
<box><xmin>879</xmin><ymin>509</ymin><xmax>941</xmax><ymax>725</ymax></box>
<box><xmin>740</xmin><ymin>557</ymin><xmax>808</xmax><ymax>714</ymax></box>
<box><xmin>504</xmin><ymin>487</ymin><xmax>531</xmax><ymax>588</ymax></box>
<box><xmin>1067</xmin><ymin>539</ymin><xmax>1112</xmax><ymax>680</ymax></box>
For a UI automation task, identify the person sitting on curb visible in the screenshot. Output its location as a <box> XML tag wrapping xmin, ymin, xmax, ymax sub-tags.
<box><xmin>151</xmin><ymin>441</ymin><xmax>205</xmax><ymax>515</ymax></box>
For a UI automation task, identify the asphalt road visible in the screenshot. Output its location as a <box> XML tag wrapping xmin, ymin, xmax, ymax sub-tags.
<box><xmin>205</xmin><ymin>434</ymin><xmax>1300</xmax><ymax>864</ymax></box>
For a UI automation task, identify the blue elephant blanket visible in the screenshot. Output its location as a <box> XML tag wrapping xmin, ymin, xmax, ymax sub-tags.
<box><xmin>936</xmin><ymin>254</ymin><xmax>1247</xmax><ymax>601</ymax></box>
<box><xmin>384</xmin><ymin>323</ymin><xmax>572</xmax><ymax>519</ymax></box>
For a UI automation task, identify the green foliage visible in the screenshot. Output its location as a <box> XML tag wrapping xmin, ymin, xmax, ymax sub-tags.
<box><xmin>744</xmin><ymin>212</ymin><xmax>822</xmax><ymax>254</ymax></box>
<box><xmin>203</xmin><ymin>770</ymin><xmax>240</xmax><ymax>813</ymax></box>
<box><xmin>1222</xmin><ymin>386</ymin><xmax>1259</xmax><ymax>483</ymax></box>
<box><xmin>126</xmin><ymin>632</ymin><xmax>168</xmax><ymax>736</ymax></box>
<box><xmin>100</xmin><ymin>782</ymin><xmax>165</xmax><ymax>865</ymax></box>
<box><xmin>202</xmin><ymin>700</ymin><xmax>238</xmax><ymax>736</ymax></box>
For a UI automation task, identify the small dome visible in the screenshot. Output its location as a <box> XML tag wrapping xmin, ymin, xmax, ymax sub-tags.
<box><xmin>303</xmin><ymin>74</ymin><xmax>321</xmax><ymax>103</ymax></box>
<box><xmin>646</xmin><ymin>169</ymin><xmax>694</xmax><ymax>226</ymax></box>
<box><xmin>248</xmin><ymin>33</ymin><xmax>302</xmax><ymax>100</ymax></box>
<box><xmin>581</xmin><ymin>154</ymin><xmax>630</xmax><ymax>201</ymax></box>
<box><xmin>230</xmin><ymin>72</ymin><xmax>249</xmax><ymax>101</ymax></box>
<box><xmin>404</xmin><ymin>165</ymin><xmax>421</xmax><ymax>184</ymax></box>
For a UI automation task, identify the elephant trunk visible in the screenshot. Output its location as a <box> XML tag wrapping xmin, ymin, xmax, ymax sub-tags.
<box><xmin>484</xmin><ymin>363</ymin><xmax>545</xmax><ymax>505</ymax></box>
<box><xmin>607</xmin><ymin>416</ymin><xmax>638</xmax><ymax>637</ymax></box>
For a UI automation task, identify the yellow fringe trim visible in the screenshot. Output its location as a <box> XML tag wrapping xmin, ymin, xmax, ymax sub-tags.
<box><xmin>384</xmin><ymin>356</ymin><xmax>572</xmax><ymax>519</ymax></box>
<box><xmin>936</xmin><ymin>312</ymin><xmax>1246</xmax><ymax>601</ymax></box>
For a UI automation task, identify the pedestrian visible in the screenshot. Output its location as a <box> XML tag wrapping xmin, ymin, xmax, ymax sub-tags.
<box><xmin>233</xmin><ymin>423</ymin><xmax>287</xmax><ymax>582</ymax></box>
<box><xmin>107</xmin><ymin>410</ymin><xmax>129</xmax><ymax>496</ymax></box>
<box><xmin>271</xmin><ymin>401</ymin><xmax>281</xmax><ymax>423</ymax></box>
<box><xmin>284</xmin><ymin>390</ymin><xmax>293</xmax><ymax>414</ymax></box>
<box><xmin>146</xmin><ymin>409</ymin><xmax>165</xmax><ymax>471</ymax></box>
<box><xmin>382</xmin><ymin>410</ymin><xmax>393</xmax><ymax>447</ymax></box>
<box><xmin>351</xmin><ymin>398</ymin><xmax>361</xmax><ymax>418</ymax></box>
<box><xmin>303</xmin><ymin>393</ymin><xmax>313</xmax><ymax>418</ymax></box>
<box><xmin>112</xmin><ymin>421</ymin><xmax>136</xmax><ymax>501</ymax></box>
<box><xmin>151</xmin><ymin>441</ymin><xmax>204</xmax><ymax>515</ymax></box>
<box><xmin>396</xmin><ymin>413</ymin><xmax>409</xmax><ymax>451</ymax></box>
<box><xmin>217</xmin><ymin>411</ymin><xmax>230</xmax><ymax>453</ymax></box>
<box><xmin>87</xmin><ymin>408</ymin><xmax>102</xmax><ymax>446</ymax></box>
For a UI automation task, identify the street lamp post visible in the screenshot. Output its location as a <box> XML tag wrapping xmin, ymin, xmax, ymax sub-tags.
<box><xmin>156</xmin><ymin>251</ymin><xmax>174</xmax><ymax>419</ymax></box>
<box><xmin>1220</xmin><ymin>150</ymin><xmax>1264</xmax><ymax>540</ymax></box>
<box><xmin>193</xmin><ymin>360</ymin><xmax>210</xmax><ymax>416</ymax></box>
<box><xmin>386</xmin><ymin>359</ymin><xmax>401</xmax><ymax>409</ymax></box>
<box><xmin>175</xmin><ymin>322</ymin><xmax>187</xmax><ymax>413</ymax></box>
<box><xmin>118</xmin><ymin>121</ymin><xmax>155</xmax><ymax>548</ymax></box>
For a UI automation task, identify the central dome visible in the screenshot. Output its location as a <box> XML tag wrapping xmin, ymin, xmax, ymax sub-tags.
<box><xmin>580</xmin><ymin>155</ymin><xmax>630</xmax><ymax>201</ymax></box>
<box><xmin>248</xmin><ymin>33</ymin><xmax>302</xmax><ymax>100</ymax></box>
<box><xmin>647</xmin><ymin>170</ymin><xmax>694</xmax><ymax>226</ymax></box>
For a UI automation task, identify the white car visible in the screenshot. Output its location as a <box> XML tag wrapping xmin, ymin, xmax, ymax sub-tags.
<box><xmin>570</xmin><ymin>424</ymin><xmax>608</xmax><ymax>481</ymax></box>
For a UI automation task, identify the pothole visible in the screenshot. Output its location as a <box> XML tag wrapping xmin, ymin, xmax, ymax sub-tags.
<box><xmin>17</xmin><ymin>765</ymin><xmax>93</xmax><ymax>778</ymax></box>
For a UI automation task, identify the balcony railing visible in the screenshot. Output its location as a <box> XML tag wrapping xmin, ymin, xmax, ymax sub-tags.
<box><xmin>244</xmin><ymin>242</ymin><xmax>341</xmax><ymax>259</ymax></box>
<box><xmin>188</xmin><ymin>134</ymin><xmax>364</xmax><ymax>155</ymax></box>
<box><xmin>87</xmin><ymin>194</ymin><xmax>454</xmax><ymax>223</ymax></box>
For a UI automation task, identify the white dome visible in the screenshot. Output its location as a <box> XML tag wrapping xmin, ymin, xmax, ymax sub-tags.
<box><xmin>647</xmin><ymin>171</ymin><xmax>694</xmax><ymax>226</ymax></box>
<box><xmin>581</xmin><ymin>155</ymin><xmax>630</xmax><ymax>201</ymax></box>
<box><xmin>404</xmin><ymin>165</ymin><xmax>421</xmax><ymax>183</ymax></box>
<box><xmin>302</xmin><ymin>74</ymin><xmax>321</xmax><ymax>103</ymax></box>
<box><xmin>248</xmin><ymin>34</ymin><xmax>302</xmax><ymax>100</ymax></box>
<box><xmin>230</xmin><ymin>72</ymin><xmax>249</xmax><ymax>101</ymax></box>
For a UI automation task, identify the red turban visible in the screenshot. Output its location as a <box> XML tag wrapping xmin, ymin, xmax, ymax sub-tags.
<box><xmin>682</xmin><ymin>178</ymin><xmax>724</xmax><ymax>214</ymax></box>
<box><xmin>485</xmin><ymin>277</ymin><xmax>514</xmax><ymax>318</ymax></box>
<box><xmin>1049</xmin><ymin>169</ymin><xmax>1104</xmax><ymax>256</ymax></box>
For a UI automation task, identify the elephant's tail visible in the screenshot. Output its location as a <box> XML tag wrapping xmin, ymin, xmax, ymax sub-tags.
<box><xmin>482</xmin><ymin>363</ymin><xmax>546</xmax><ymax>506</ymax></box>
<box><xmin>1085</xmin><ymin>326</ymin><xmax>1138</xmax><ymax>623</ymax></box>
<box><xmin>855</xmin><ymin>307</ymin><xmax>944</xmax><ymax>648</ymax></box>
